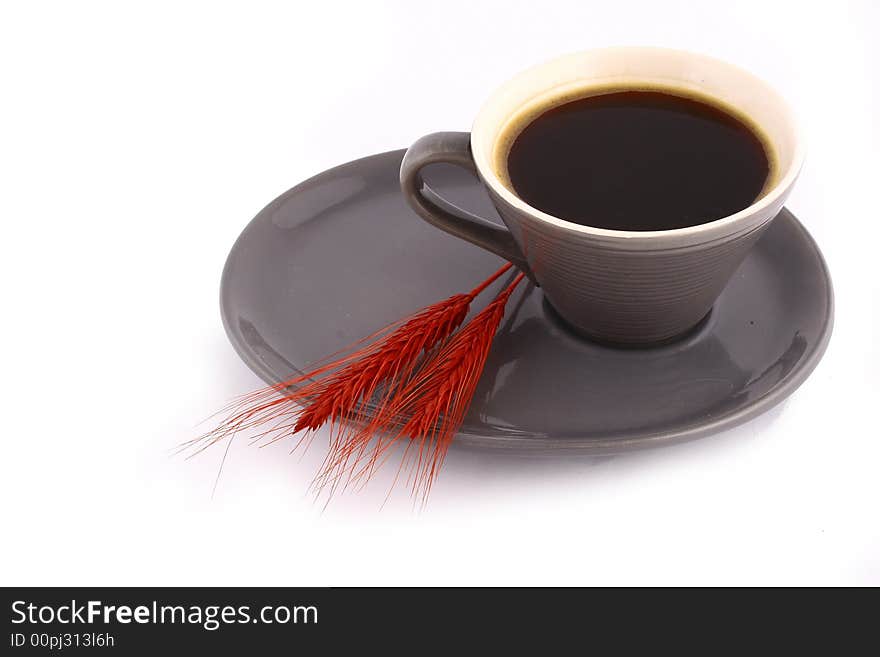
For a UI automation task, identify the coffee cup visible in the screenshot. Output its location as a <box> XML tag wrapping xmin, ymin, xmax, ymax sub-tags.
<box><xmin>400</xmin><ymin>47</ymin><xmax>804</xmax><ymax>345</ymax></box>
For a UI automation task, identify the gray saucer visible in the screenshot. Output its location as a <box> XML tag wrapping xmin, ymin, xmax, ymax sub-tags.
<box><xmin>220</xmin><ymin>150</ymin><xmax>833</xmax><ymax>454</ymax></box>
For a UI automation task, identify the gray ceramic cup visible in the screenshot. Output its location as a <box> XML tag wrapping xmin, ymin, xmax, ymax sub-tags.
<box><xmin>400</xmin><ymin>47</ymin><xmax>805</xmax><ymax>345</ymax></box>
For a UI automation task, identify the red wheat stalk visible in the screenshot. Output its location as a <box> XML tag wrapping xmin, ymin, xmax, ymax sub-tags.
<box><xmin>316</xmin><ymin>273</ymin><xmax>526</xmax><ymax>502</ymax></box>
<box><xmin>185</xmin><ymin>264</ymin><xmax>513</xmax><ymax>461</ymax></box>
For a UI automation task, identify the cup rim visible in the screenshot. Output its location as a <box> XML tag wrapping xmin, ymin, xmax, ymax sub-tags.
<box><xmin>471</xmin><ymin>47</ymin><xmax>806</xmax><ymax>242</ymax></box>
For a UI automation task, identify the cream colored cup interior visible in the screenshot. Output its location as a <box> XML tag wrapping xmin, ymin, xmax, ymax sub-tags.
<box><xmin>470</xmin><ymin>48</ymin><xmax>804</xmax><ymax>235</ymax></box>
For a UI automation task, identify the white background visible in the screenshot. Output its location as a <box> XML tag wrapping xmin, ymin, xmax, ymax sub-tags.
<box><xmin>1</xmin><ymin>1</ymin><xmax>877</xmax><ymax>586</ymax></box>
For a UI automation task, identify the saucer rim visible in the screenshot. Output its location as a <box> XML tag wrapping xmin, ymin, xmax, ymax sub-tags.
<box><xmin>220</xmin><ymin>149</ymin><xmax>834</xmax><ymax>454</ymax></box>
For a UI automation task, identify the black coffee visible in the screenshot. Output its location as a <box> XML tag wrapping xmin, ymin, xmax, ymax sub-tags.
<box><xmin>504</xmin><ymin>90</ymin><xmax>771</xmax><ymax>231</ymax></box>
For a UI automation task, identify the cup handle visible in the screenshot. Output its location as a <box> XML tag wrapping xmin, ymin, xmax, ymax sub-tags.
<box><xmin>400</xmin><ymin>131</ymin><xmax>534</xmax><ymax>280</ymax></box>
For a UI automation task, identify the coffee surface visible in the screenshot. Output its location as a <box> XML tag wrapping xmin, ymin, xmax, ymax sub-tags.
<box><xmin>504</xmin><ymin>90</ymin><xmax>770</xmax><ymax>231</ymax></box>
